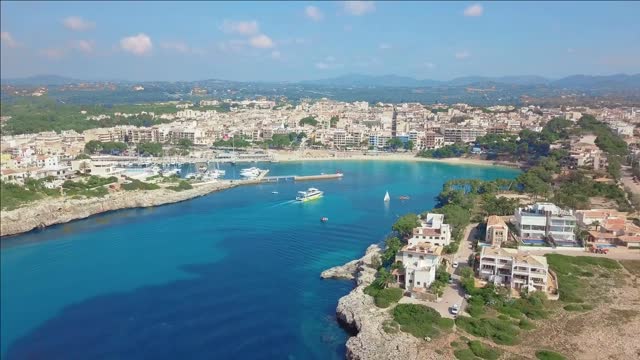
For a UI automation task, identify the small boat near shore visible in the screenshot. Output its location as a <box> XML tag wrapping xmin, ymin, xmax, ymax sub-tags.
<box><xmin>383</xmin><ymin>191</ymin><xmax>390</xmax><ymax>202</ymax></box>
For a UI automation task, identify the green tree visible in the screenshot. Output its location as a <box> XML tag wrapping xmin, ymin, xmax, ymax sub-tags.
<box><xmin>607</xmin><ymin>155</ymin><xmax>621</xmax><ymax>181</ymax></box>
<box><xmin>404</xmin><ymin>140</ymin><xmax>414</xmax><ymax>151</ymax></box>
<box><xmin>136</xmin><ymin>142</ymin><xmax>163</xmax><ymax>157</ymax></box>
<box><xmin>392</xmin><ymin>213</ymin><xmax>420</xmax><ymax>239</ymax></box>
<box><xmin>381</xmin><ymin>236</ymin><xmax>403</xmax><ymax>265</ymax></box>
<box><xmin>387</xmin><ymin>137</ymin><xmax>403</xmax><ymax>150</ymax></box>
<box><xmin>299</xmin><ymin>116</ymin><xmax>318</xmax><ymax>127</ymax></box>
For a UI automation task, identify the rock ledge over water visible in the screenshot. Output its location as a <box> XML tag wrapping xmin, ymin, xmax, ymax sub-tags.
<box><xmin>0</xmin><ymin>182</ymin><xmax>237</xmax><ymax>237</ymax></box>
<box><xmin>325</xmin><ymin>244</ymin><xmax>447</xmax><ymax>360</ymax></box>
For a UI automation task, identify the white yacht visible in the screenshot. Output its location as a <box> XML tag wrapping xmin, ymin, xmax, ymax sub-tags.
<box><xmin>240</xmin><ymin>167</ymin><xmax>262</xmax><ymax>178</ymax></box>
<box><xmin>296</xmin><ymin>188</ymin><xmax>323</xmax><ymax>202</ymax></box>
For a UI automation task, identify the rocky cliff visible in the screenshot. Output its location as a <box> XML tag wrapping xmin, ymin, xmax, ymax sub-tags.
<box><xmin>0</xmin><ymin>182</ymin><xmax>237</xmax><ymax>237</ymax></box>
<box><xmin>325</xmin><ymin>245</ymin><xmax>448</xmax><ymax>360</ymax></box>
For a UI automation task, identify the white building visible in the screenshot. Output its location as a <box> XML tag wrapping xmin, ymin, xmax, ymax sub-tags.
<box><xmin>478</xmin><ymin>247</ymin><xmax>550</xmax><ymax>294</ymax></box>
<box><xmin>514</xmin><ymin>202</ymin><xmax>577</xmax><ymax>245</ymax></box>
<box><xmin>408</xmin><ymin>213</ymin><xmax>452</xmax><ymax>247</ymax></box>
<box><xmin>393</xmin><ymin>242</ymin><xmax>443</xmax><ymax>291</ymax></box>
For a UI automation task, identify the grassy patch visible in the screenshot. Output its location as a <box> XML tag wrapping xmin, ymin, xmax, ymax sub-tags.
<box><xmin>546</xmin><ymin>254</ymin><xmax>622</xmax><ymax>303</ymax></box>
<box><xmin>455</xmin><ymin>316</ymin><xmax>520</xmax><ymax>345</ymax></box>
<box><xmin>121</xmin><ymin>179</ymin><xmax>161</xmax><ymax>191</ymax></box>
<box><xmin>619</xmin><ymin>260</ymin><xmax>640</xmax><ymax>277</ymax></box>
<box><xmin>167</xmin><ymin>180</ymin><xmax>193</xmax><ymax>192</ymax></box>
<box><xmin>535</xmin><ymin>350</ymin><xmax>566</xmax><ymax>360</ymax></box>
<box><xmin>563</xmin><ymin>303</ymin><xmax>594</xmax><ymax>312</ymax></box>
<box><xmin>468</xmin><ymin>340</ymin><xmax>501</xmax><ymax>360</ymax></box>
<box><xmin>518</xmin><ymin>318</ymin><xmax>536</xmax><ymax>330</ymax></box>
<box><xmin>369</xmin><ymin>287</ymin><xmax>403</xmax><ymax>308</ymax></box>
<box><xmin>393</xmin><ymin>304</ymin><xmax>454</xmax><ymax>338</ymax></box>
<box><xmin>454</xmin><ymin>349</ymin><xmax>478</xmax><ymax>360</ymax></box>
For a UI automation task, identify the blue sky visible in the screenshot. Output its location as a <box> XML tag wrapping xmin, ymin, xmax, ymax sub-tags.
<box><xmin>1</xmin><ymin>1</ymin><xmax>639</xmax><ymax>82</ymax></box>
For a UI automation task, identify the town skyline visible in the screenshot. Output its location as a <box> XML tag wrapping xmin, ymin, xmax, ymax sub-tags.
<box><xmin>2</xmin><ymin>1</ymin><xmax>639</xmax><ymax>82</ymax></box>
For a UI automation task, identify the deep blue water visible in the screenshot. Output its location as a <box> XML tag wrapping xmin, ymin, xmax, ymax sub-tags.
<box><xmin>0</xmin><ymin>161</ymin><xmax>519</xmax><ymax>359</ymax></box>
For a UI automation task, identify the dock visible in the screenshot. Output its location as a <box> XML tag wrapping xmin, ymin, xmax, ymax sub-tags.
<box><xmin>261</xmin><ymin>173</ymin><xmax>343</xmax><ymax>183</ymax></box>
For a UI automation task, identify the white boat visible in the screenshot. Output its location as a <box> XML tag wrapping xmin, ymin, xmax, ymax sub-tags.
<box><xmin>272</xmin><ymin>191</ymin><xmax>279</xmax><ymax>194</ymax></box>
<box><xmin>384</xmin><ymin>191</ymin><xmax>390</xmax><ymax>202</ymax></box>
<box><xmin>296</xmin><ymin>188</ymin><xmax>323</xmax><ymax>202</ymax></box>
<box><xmin>240</xmin><ymin>167</ymin><xmax>262</xmax><ymax>178</ymax></box>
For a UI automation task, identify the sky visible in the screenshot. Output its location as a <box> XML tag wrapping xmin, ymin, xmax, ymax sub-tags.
<box><xmin>1</xmin><ymin>1</ymin><xmax>639</xmax><ymax>82</ymax></box>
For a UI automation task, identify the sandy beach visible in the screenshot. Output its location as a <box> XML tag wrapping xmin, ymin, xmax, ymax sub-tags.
<box><xmin>272</xmin><ymin>150</ymin><xmax>522</xmax><ymax>168</ymax></box>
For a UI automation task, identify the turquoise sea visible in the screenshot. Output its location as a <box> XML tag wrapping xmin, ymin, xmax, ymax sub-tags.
<box><xmin>0</xmin><ymin>161</ymin><xmax>519</xmax><ymax>359</ymax></box>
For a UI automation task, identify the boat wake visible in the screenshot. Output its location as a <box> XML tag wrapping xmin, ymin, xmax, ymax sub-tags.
<box><xmin>269</xmin><ymin>200</ymin><xmax>298</xmax><ymax>208</ymax></box>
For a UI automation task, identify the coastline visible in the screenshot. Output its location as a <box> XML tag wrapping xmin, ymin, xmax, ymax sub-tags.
<box><xmin>323</xmin><ymin>245</ymin><xmax>443</xmax><ymax>360</ymax></box>
<box><xmin>0</xmin><ymin>181</ymin><xmax>240</xmax><ymax>238</ymax></box>
<box><xmin>0</xmin><ymin>156</ymin><xmax>519</xmax><ymax>238</ymax></box>
<box><xmin>272</xmin><ymin>151</ymin><xmax>522</xmax><ymax>169</ymax></box>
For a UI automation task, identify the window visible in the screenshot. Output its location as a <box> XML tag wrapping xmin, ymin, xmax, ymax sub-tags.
<box><xmin>416</xmin><ymin>281</ymin><xmax>421</xmax><ymax>285</ymax></box>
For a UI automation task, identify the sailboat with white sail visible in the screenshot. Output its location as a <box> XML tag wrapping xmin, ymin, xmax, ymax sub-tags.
<box><xmin>384</xmin><ymin>191</ymin><xmax>390</xmax><ymax>202</ymax></box>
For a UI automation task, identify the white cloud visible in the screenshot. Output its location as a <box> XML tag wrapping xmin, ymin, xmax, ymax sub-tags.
<box><xmin>378</xmin><ymin>43</ymin><xmax>391</xmax><ymax>50</ymax></box>
<box><xmin>315</xmin><ymin>62</ymin><xmax>330</xmax><ymax>70</ymax></box>
<box><xmin>120</xmin><ymin>33</ymin><xmax>153</xmax><ymax>55</ymax></box>
<box><xmin>161</xmin><ymin>41</ymin><xmax>190</xmax><ymax>53</ymax></box>
<box><xmin>305</xmin><ymin>6</ymin><xmax>324</xmax><ymax>21</ymax></box>
<box><xmin>63</xmin><ymin>16</ymin><xmax>95</xmax><ymax>31</ymax></box>
<box><xmin>463</xmin><ymin>4</ymin><xmax>483</xmax><ymax>17</ymax></box>
<box><xmin>249</xmin><ymin>34</ymin><xmax>274</xmax><ymax>48</ymax></box>
<box><xmin>342</xmin><ymin>1</ymin><xmax>376</xmax><ymax>16</ymax></box>
<box><xmin>455</xmin><ymin>50</ymin><xmax>470</xmax><ymax>60</ymax></box>
<box><xmin>221</xmin><ymin>20</ymin><xmax>259</xmax><ymax>36</ymax></box>
<box><xmin>73</xmin><ymin>40</ymin><xmax>95</xmax><ymax>54</ymax></box>
<box><xmin>271</xmin><ymin>50</ymin><xmax>281</xmax><ymax>59</ymax></box>
<box><xmin>1</xmin><ymin>31</ymin><xmax>18</xmax><ymax>48</ymax></box>
<box><xmin>422</xmin><ymin>62</ymin><xmax>436</xmax><ymax>69</ymax></box>
<box><xmin>40</xmin><ymin>48</ymin><xmax>65</xmax><ymax>60</ymax></box>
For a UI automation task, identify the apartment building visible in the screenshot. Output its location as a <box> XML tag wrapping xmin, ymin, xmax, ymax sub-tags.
<box><xmin>422</xmin><ymin>131</ymin><xmax>445</xmax><ymax>149</ymax></box>
<box><xmin>568</xmin><ymin>143</ymin><xmax>607</xmax><ymax>170</ymax></box>
<box><xmin>408</xmin><ymin>213</ymin><xmax>451</xmax><ymax>247</ymax></box>
<box><xmin>442</xmin><ymin>127</ymin><xmax>487</xmax><ymax>143</ymax></box>
<box><xmin>393</xmin><ymin>242</ymin><xmax>443</xmax><ymax>291</ymax></box>
<box><xmin>478</xmin><ymin>247</ymin><xmax>550</xmax><ymax>294</ymax></box>
<box><xmin>485</xmin><ymin>215</ymin><xmax>509</xmax><ymax>247</ymax></box>
<box><xmin>514</xmin><ymin>202</ymin><xmax>577</xmax><ymax>246</ymax></box>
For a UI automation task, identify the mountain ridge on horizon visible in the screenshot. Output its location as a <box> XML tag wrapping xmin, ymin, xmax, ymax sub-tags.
<box><xmin>2</xmin><ymin>73</ymin><xmax>640</xmax><ymax>90</ymax></box>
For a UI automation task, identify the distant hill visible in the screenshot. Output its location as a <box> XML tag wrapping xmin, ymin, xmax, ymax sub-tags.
<box><xmin>551</xmin><ymin>74</ymin><xmax>640</xmax><ymax>90</ymax></box>
<box><xmin>1</xmin><ymin>75</ymin><xmax>79</xmax><ymax>86</ymax></box>
<box><xmin>301</xmin><ymin>74</ymin><xmax>442</xmax><ymax>87</ymax></box>
<box><xmin>3</xmin><ymin>73</ymin><xmax>639</xmax><ymax>92</ymax></box>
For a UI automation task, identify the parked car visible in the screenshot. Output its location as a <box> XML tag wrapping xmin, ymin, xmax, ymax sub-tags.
<box><xmin>452</xmin><ymin>261</ymin><xmax>459</xmax><ymax>268</ymax></box>
<box><xmin>450</xmin><ymin>304</ymin><xmax>459</xmax><ymax>315</ymax></box>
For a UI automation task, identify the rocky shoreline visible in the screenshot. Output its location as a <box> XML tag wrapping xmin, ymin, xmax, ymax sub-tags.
<box><xmin>323</xmin><ymin>245</ymin><xmax>445</xmax><ymax>360</ymax></box>
<box><xmin>0</xmin><ymin>181</ymin><xmax>238</xmax><ymax>237</ymax></box>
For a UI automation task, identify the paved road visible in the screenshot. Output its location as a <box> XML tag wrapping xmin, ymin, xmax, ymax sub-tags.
<box><xmin>410</xmin><ymin>223</ymin><xmax>479</xmax><ymax>319</ymax></box>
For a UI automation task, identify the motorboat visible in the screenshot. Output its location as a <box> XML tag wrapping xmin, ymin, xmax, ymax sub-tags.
<box><xmin>240</xmin><ymin>167</ymin><xmax>262</xmax><ymax>178</ymax></box>
<box><xmin>399</xmin><ymin>195</ymin><xmax>410</xmax><ymax>200</ymax></box>
<box><xmin>272</xmin><ymin>191</ymin><xmax>279</xmax><ymax>194</ymax></box>
<box><xmin>320</xmin><ymin>217</ymin><xmax>329</xmax><ymax>223</ymax></box>
<box><xmin>296</xmin><ymin>188</ymin><xmax>323</xmax><ymax>202</ymax></box>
